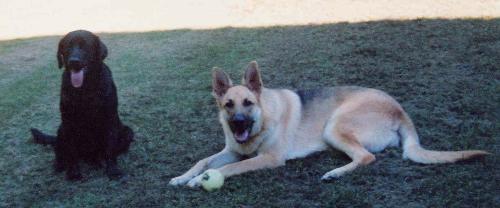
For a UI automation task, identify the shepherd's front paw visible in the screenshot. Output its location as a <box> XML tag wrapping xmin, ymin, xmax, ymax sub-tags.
<box><xmin>169</xmin><ymin>175</ymin><xmax>191</xmax><ymax>186</ymax></box>
<box><xmin>187</xmin><ymin>174</ymin><xmax>203</xmax><ymax>188</ymax></box>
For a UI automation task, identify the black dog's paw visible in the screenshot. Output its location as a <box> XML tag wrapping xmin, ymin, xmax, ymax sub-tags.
<box><xmin>53</xmin><ymin>161</ymin><xmax>65</xmax><ymax>173</ymax></box>
<box><xmin>66</xmin><ymin>170</ymin><xmax>83</xmax><ymax>181</ymax></box>
<box><xmin>89</xmin><ymin>162</ymin><xmax>103</xmax><ymax>170</ymax></box>
<box><xmin>106</xmin><ymin>166</ymin><xmax>124</xmax><ymax>180</ymax></box>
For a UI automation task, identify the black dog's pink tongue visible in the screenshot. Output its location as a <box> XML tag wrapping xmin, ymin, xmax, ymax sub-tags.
<box><xmin>235</xmin><ymin>130</ymin><xmax>249</xmax><ymax>143</ymax></box>
<box><xmin>71</xmin><ymin>69</ymin><xmax>84</xmax><ymax>88</ymax></box>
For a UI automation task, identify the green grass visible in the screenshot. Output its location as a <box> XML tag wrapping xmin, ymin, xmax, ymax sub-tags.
<box><xmin>1</xmin><ymin>18</ymin><xmax>499</xmax><ymax>207</ymax></box>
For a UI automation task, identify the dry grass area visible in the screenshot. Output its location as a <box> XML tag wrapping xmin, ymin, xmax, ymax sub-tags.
<box><xmin>1</xmin><ymin>0</ymin><xmax>499</xmax><ymax>40</ymax></box>
<box><xmin>0</xmin><ymin>17</ymin><xmax>498</xmax><ymax>207</ymax></box>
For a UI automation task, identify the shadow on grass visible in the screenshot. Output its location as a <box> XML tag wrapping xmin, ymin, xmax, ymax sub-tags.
<box><xmin>0</xmin><ymin>18</ymin><xmax>498</xmax><ymax>207</ymax></box>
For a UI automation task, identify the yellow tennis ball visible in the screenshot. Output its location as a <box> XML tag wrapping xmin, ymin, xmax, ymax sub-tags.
<box><xmin>201</xmin><ymin>169</ymin><xmax>224</xmax><ymax>192</ymax></box>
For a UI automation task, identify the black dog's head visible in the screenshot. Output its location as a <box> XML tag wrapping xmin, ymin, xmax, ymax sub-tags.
<box><xmin>57</xmin><ymin>30</ymin><xmax>108</xmax><ymax>88</ymax></box>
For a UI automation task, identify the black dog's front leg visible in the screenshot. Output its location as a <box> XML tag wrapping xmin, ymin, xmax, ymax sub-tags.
<box><xmin>52</xmin><ymin>127</ymin><xmax>66</xmax><ymax>173</ymax></box>
<box><xmin>57</xmin><ymin>126</ymin><xmax>83</xmax><ymax>180</ymax></box>
<box><xmin>63</xmin><ymin>140</ymin><xmax>82</xmax><ymax>180</ymax></box>
<box><xmin>104</xmin><ymin>129</ymin><xmax>124</xmax><ymax>179</ymax></box>
<box><xmin>53</xmin><ymin>143</ymin><xmax>65</xmax><ymax>173</ymax></box>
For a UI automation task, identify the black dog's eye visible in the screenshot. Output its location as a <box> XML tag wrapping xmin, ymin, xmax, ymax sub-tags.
<box><xmin>243</xmin><ymin>99</ymin><xmax>253</xmax><ymax>107</ymax></box>
<box><xmin>225</xmin><ymin>100</ymin><xmax>234</xmax><ymax>108</ymax></box>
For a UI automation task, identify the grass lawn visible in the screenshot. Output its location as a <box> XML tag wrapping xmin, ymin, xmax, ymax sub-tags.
<box><xmin>0</xmin><ymin>18</ymin><xmax>498</xmax><ymax>207</ymax></box>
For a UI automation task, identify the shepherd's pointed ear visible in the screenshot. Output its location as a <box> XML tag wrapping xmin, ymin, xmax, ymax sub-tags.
<box><xmin>212</xmin><ymin>68</ymin><xmax>232</xmax><ymax>98</ymax></box>
<box><xmin>243</xmin><ymin>61</ymin><xmax>262</xmax><ymax>94</ymax></box>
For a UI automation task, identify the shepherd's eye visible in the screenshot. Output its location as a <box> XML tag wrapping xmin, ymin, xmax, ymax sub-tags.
<box><xmin>243</xmin><ymin>99</ymin><xmax>253</xmax><ymax>107</ymax></box>
<box><xmin>225</xmin><ymin>100</ymin><xmax>234</xmax><ymax>108</ymax></box>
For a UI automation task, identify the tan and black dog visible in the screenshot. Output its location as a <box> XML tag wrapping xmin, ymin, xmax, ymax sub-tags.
<box><xmin>170</xmin><ymin>61</ymin><xmax>488</xmax><ymax>187</ymax></box>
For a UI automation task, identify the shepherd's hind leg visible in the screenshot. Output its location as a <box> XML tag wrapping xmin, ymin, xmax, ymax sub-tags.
<box><xmin>321</xmin><ymin>120</ymin><xmax>375</xmax><ymax>180</ymax></box>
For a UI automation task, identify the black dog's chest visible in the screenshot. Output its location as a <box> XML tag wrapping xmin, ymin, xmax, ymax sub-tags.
<box><xmin>61</xmin><ymin>92</ymin><xmax>113</xmax><ymax>124</ymax></box>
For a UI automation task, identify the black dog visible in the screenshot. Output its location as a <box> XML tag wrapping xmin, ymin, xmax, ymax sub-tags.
<box><xmin>31</xmin><ymin>30</ymin><xmax>133</xmax><ymax>180</ymax></box>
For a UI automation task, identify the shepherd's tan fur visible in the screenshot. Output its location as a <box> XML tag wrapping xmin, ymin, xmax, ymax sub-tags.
<box><xmin>169</xmin><ymin>61</ymin><xmax>489</xmax><ymax>188</ymax></box>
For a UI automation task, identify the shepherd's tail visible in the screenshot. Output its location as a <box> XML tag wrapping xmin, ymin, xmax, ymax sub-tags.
<box><xmin>30</xmin><ymin>128</ymin><xmax>57</xmax><ymax>145</ymax></box>
<box><xmin>398</xmin><ymin>112</ymin><xmax>489</xmax><ymax>164</ymax></box>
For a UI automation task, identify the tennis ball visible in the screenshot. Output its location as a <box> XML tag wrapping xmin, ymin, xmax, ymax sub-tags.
<box><xmin>201</xmin><ymin>169</ymin><xmax>224</xmax><ymax>192</ymax></box>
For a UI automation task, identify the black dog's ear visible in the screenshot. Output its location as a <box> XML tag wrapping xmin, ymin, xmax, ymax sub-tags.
<box><xmin>57</xmin><ymin>38</ymin><xmax>64</xmax><ymax>69</ymax></box>
<box><xmin>96</xmin><ymin>37</ymin><xmax>108</xmax><ymax>62</ymax></box>
<box><xmin>212</xmin><ymin>68</ymin><xmax>232</xmax><ymax>98</ymax></box>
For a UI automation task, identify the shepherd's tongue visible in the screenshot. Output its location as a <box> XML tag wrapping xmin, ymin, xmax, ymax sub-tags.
<box><xmin>71</xmin><ymin>69</ymin><xmax>84</xmax><ymax>88</ymax></box>
<box><xmin>235</xmin><ymin>130</ymin><xmax>249</xmax><ymax>142</ymax></box>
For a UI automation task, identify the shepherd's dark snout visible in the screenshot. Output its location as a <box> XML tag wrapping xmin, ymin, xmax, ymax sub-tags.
<box><xmin>229</xmin><ymin>113</ymin><xmax>254</xmax><ymax>134</ymax></box>
<box><xmin>231</xmin><ymin>113</ymin><xmax>246</xmax><ymax>123</ymax></box>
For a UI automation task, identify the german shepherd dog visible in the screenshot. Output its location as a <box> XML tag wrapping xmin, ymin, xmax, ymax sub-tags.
<box><xmin>30</xmin><ymin>30</ymin><xmax>133</xmax><ymax>180</ymax></box>
<box><xmin>170</xmin><ymin>61</ymin><xmax>488</xmax><ymax>187</ymax></box>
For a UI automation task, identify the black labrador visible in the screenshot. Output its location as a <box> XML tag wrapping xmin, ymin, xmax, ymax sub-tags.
<box><xmin>31</xmin><ymin>30</ymin><xmax>133</xmax><ymax>180</ymax></box>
